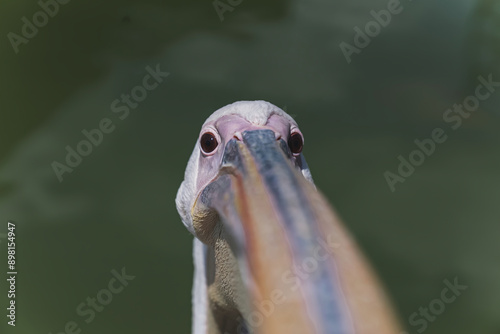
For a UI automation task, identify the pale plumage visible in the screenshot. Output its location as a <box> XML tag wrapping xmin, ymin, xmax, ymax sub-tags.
<box><xmin>176</xmin><ymin>101</ymin><xmax>401</xmax><ymax>334</ymax></box>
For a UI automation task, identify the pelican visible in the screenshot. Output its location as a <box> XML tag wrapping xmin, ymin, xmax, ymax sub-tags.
<box><xmin>176</xmin><ymin>101</ymin><xmax>401</xmax><ymax>334</ymax></box>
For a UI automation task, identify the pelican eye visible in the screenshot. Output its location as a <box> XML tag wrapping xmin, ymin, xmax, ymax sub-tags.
<box><xmin>288</xmin><ymin>132</ymin><xmax>303</xmax><ymax>154</ymax></box>
<box><xmin>200</xmin><ymin>132</ymin><xmax>218</xmax><ymax>154</ymax></box>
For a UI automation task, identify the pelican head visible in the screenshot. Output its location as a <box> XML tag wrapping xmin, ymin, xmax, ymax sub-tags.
<box><xmin>176</xmin><ymin>101</ymin><xmax>400</xmax><ymax>334</ymax></box>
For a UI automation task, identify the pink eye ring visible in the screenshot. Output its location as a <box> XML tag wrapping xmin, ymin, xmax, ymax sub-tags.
<box><xmin>288</xmin><ymin>132</ymin><xmax>303</xmax><ymax>154</ymax></box>
<box><xmin>200</xmin><ymin>132</ymin><xmax>218</xmax><ymax>154</ymax></box>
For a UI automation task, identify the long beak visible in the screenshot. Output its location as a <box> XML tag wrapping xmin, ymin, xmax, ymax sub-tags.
<box><xmin>196</xmin><ymin>130</ymin><xmax>400</xmax><ymax>334</ymax></box>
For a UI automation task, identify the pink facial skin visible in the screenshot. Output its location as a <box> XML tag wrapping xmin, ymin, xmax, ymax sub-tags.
<box><xmin>194</xmin><ymin>114</ymin><xmax>305</xmax><ymax>199</ymax></box>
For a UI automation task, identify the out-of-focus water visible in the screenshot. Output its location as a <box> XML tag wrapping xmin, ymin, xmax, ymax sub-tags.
<box><xmin>0</xmin><ymin>0</ymin><xmax>499</xmax><ymax>333</ymax></box>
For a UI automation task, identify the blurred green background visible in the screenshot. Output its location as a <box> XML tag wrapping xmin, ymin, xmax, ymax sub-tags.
<box><xmin>0</xmin><ymin>0</ymin><xmax>499</xmax><ymax>333</ymax></box>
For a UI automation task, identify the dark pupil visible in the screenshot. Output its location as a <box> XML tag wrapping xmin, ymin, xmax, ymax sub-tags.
<box><xmin>201</xmin><ymin>133</ymin><xmax>217</xmax><ymax>153</ymax></box>
<box><xmin>204</xmin><ymin>138</ymin><xmax>213</xmax><ymax>148</ymax></box>
<box><xmin>289</xmin><ymin>134</ymin><xmax>303</xmax><ymax>153</ymax></box>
